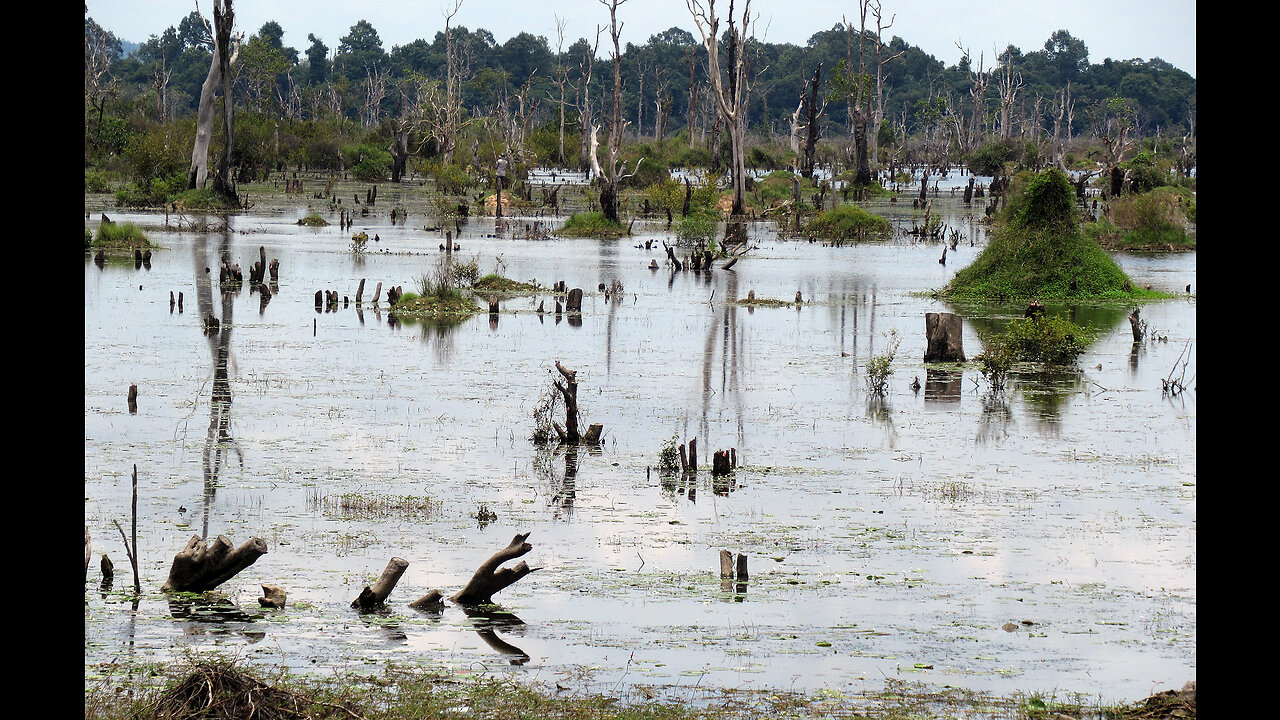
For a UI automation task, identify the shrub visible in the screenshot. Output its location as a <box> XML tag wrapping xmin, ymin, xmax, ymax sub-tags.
<box><xmin>345</xmin><ymin>144</ymin><xmax>391</xmax><ymax>182</ymax></box>
<box><xmin>967</xmin><ymin>139</ymin><xmax>1017</xmax><ymax>176</ymax></box>
<box><xmin>755</xmin><ymin>170</ymin><xmax>797</xmax><ymax>205</ymax></box>
<box><xmin>658</xmin><ymin>434</ymin><xmax>680</xmax><ymax>472</ymax></box>
<box><xmin>804</xmin><ymin>204</ymin><xmax>892</xmax><ymax>240</ymax></box>
<box><xmin>676</xmin><ymin>210</ymin><xmax>718</xmax><ymax>246</ymax></box>
<box><xmin>85</xmin><ymin>170</ymin><xmax>111</xmax><ymax>193</ymax></box>
<box><xmin>432</xmin><ymin>163</ymin><xmax>473</xmax><ymax>194</ymax></box>
<box><xmin>865</xmin><ymin>330</ymin><xmax>900</xmax><ymax>396</ymax></box>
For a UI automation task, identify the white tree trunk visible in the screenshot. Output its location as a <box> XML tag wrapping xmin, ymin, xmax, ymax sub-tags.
<box><xmin>188</xmin><ymin>40</ymin><xmax>225</xmax><ymax>189</ymax></box>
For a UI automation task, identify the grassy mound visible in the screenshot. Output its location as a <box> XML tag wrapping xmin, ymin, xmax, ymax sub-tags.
<box><xmin>472</xmin><ymin>274</ymin><xmax>540</xmax><ymax>294</ymax></box>
<box><xmin>944</xmin><ymin>169</ymin><xmax>1153</xmax><ymax>301</ymax></box>
<box><xmin>559</xmin><ymin>211</ymin><xmax>626</xmax><ymax>238</ymax></box>
<box><xmin>92</xmin><ymin>222</ymin><xmax>154</xmax><ymax>250</ymax></box>
<box><xmin>803</xmin><ymin>204</ymin><xmax>892</xmax><ymax>241</ymax></box>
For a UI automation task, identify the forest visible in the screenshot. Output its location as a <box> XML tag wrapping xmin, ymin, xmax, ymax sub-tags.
<box><xmin>85</xmin><ymin>0</ymin><xmax>1196</xmax><ymax>209</ymax></box>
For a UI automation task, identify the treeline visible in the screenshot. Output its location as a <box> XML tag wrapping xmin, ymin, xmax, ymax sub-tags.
<box><xmin>85</xmin><ymin>4</ymin><xmax>1195</xmax><ymax>199</ymax></box>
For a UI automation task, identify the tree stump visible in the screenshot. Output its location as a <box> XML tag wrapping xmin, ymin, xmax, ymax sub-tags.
<box><xmin>409</xmin><ymin>589</ymin><xmax>445</xmax><ymax>611</ymax></box>
<box><xmin>566</xmin><ymin>288</ymin><xmax>583</xmax><ymax>313</ymax></box>
<box><xmin>923</xmin><ymin>312</ymin><xmax>966</xmax><ymax>362</ymax></box>
<box><xmin>161</xmin><ymin>535</ymin><xmax>268</xmax><ymax>593</ymax></box>
<box><xmin>719</xmin><ymin>550</ymin><xmax>734</xmax><ymax>578</ymax></box>
<box><xmin>356</xmin><ymin>278</ymin><xmax>366</xmax><ymax>304</ymax></box>
<box><xmin>553</xmin><ymin>361</ymin><xmax>581</xmax><ymax>444</ymax></box>
<box><xmin>583</xmin><ymin>423</ymin><xmax>604</xmax><ymax>445</ymax></box>
<box><xmin>259</xmin><ymin>584</ymin><xmax>286</xmax><ymax>608</ymax></box>
<box><xmin>352</xmin><ymin>557</ymin><xmax>409</xmax><ymax>610</ymax></box>
<box><xmin>128</xmin><ymin>384</ymin><xmax>138</xmax><ymax>414</ymax></box>
<box><xmin>450</xmin><ymin>533</ymin><xmax>536</xmax><ymax>606</ymax></box>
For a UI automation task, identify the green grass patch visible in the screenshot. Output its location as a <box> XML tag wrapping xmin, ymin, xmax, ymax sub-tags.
<box><xmin>296</xmin><ymin>213</ymin><xmax>329</xmax><ymax>227</ymax></box>
<box><xmin>1093</xmin><ymin>187</ymin><xmax>1196</xmax><ymax>252</ymax></box>
<box><xmin>803</xmin><ymin>203</ymin><xmax>892</xmax><ymax>241</ymax></box>
<box><xmin>560</xmin><ymin>211</ymin><xmax>627</xmax><ymax>238</ymax></box>
<box><xmin>92</xmin><ymin>222</ymin><xmax>154</xmax><ymax>250</ymax></box>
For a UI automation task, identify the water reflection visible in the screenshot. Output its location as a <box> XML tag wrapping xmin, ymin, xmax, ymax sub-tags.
<box><xmin>924</xmin><ymin>369</ymin><xmax>962</xmax><ymax>402</ymax></box>
<box><xmin>193</xmin><ymin>229</ymin><xmax>243</xmax><ymax>540</ymax></box>
<box><xmin>976</xmin><ymin>392</ymin><xmax>1013</xmax><ymax>445</ymax></box>
<box><xmin>464</xmin><ymin>605</ymin><xmax>530</xmax><ymax>665</ymax></box>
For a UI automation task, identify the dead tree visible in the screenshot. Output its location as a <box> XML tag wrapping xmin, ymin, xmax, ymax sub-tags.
<box><xmin>187</xmin><ymin>0</ymin><xmax>241</xmax><ymax>203</ymax></box>
<box><xmin>161</xmin><ymin>534</ymin><xmax>268</xmax><ymax>593</ymax></box>
<box><xmin>552</xmin><ymin>361</ymin><xmax>582</xmax><ymax>443</ymax></box>
<box><xmin>450</xmin><ymin>532</ymin><xmax>537</xmax><ymax>605</ymax></box>
<box><xmin>686</xmin><ymin>0</ymin><xmax>755</xmax><ymax>215</ymax></box>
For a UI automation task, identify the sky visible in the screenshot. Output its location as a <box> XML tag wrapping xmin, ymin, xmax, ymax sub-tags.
<box><xmin>88</xmin><ymin>0</ymin><xmax>1196</xmax><ymax>78</ymax></box>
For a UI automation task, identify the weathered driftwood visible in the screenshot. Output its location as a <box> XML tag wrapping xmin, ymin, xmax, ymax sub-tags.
<box><xmin>923</xmin><ymin>312</ymin><xmax>966</xmax><ymax>363</ymax></box>
<box><xmin>259</xmin><ymin>584</ymin><xmax>286</xmax><ymax>608</ymax></box>
<box><xmin>1129</xmin><ymin>308</ymin><xmax>1143</xmax><ymax>343</ymax></box>
<box><xmin>688</xmin><ymin>437</ymin><xmax>698</xmax><ymax>474</ymax></box>
<box><xmin>162</xmin><ymin>535</ymin><xmax>268</xmax><ymax>593</ymax></box>
<box><xmin>450</xmin><ymin>532</ymin><xmax>537</xmax><ymax>606</ymax></box>
<box><xmin>352</xmin><ymin>557</ymin><xmax>409</xmax><ymax>610</ymax></box>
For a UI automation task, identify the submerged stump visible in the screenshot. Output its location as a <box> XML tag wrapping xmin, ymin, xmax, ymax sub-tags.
<box><xmin>924</xmin><ymin>312</ymin><xmax>966</xmax><ymax>363</ymax></box>
<box><xmin>451</xmin><ymin>532</ymin><xmax>537</xmax><ymax>606</ymax></box>
<box><xmin>162</xmin><ymin>535</ymin><xmax>268</xmax><ymax>593</ymax></box>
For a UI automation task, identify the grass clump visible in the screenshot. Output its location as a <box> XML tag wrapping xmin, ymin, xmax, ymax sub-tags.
<box><xmin>945</xmin><ymin>168</ymin><xmax>1153</xmax><ymax>301</ymax></box>
<box><xmin>560</xmin><ymin>211</ymin><xmax>626</xmax><ymax>238</ymax></box>
<box><xmin>297</xmin><ymin>213</ymin><xmax>329</xmax><ymax>227</ymax></box>
<box><xmin>92</xmin><ymin>222</ymin><xmax>154</xmax><ymax>250</ymax></box>
<box><xmin>803</xmin><ymin>203</ymin><xmax>892</xmax><ymax>241</ymax></box>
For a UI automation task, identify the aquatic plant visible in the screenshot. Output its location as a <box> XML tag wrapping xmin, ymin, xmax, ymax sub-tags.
<box><xmin>559</xmin><ymin>211</ymin><xmax>626</xmax><ymax>238</ymax></box>
<box><xmin>803</xmin><ymin>204</ymin><xmax>892</xmax><ymax>241</ymax></box>
<box><xmin>865</xmin><ymin>330</ymin><xmax>901</xmax><ymax>396</ymax></box>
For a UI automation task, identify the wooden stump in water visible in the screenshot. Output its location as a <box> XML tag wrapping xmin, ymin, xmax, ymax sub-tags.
<box><xmin>352</xmin><ymin>557</ymin><xmax>409</xmax><ymax>610</ymax></box>
<box><xmin>553</xmin><ymin>361</ymin><xmax>581</xmax><ymax>444</ymax></box>
<box><xmin>128</xmin><ymin>384</ymin><xmax>138</xmax><ymax>414</ymax></box>
<box><xmin>259</xmin><ymin>584</ymin><xmax>286</xmax><ymax>609</ymax></box>
<box><xmin>1129</xmin><ymin>308</ymin><xmax>1144</xmax><ymax>342</ymax></box>
<box><xmin>355</xmin><ymin>278</ymin><xmax>366</xmax><ymax>304</ymax></box>
<box><xmin>923</xmin><ymin>312</ymin><xmax>966</xmax><ymax>363</ymax></box>
<box><xmin>161</xmin><ymin>535</ymin><xmax>268</xmax><ymax>593</ymax></box>
<box><xmin>719</xmin><ymin>550</ymin><xmax>734</xmax><ymax>578</ymax></box>
<box><xmin>566</xmin><ymin>288</ymin><xmax>583</xmax><ymax>313</ymax></box>
<box><xmin>688</xmin><ymin>437</ymin><xmax>697</xmax><ymax>474</ymax></box>
<box><xmin>583</xmin><ymin>423</ymin><xmax>604</xmax><ymax>445</ymax></box>
<box><xmin>450</xmin><ymin>533</ymin><xmax>537</xmax><ymax>606</ymax></box>
<box><xmin>409</xmin><ymin>589</ymin><xmax>445</xmax><ymax>611</ymax></box>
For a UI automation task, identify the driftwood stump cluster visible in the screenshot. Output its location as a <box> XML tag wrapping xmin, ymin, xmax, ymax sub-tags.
<box><xmin>352</xmin><ymin>533</ymin><xmax>539</xmax><ymax>612</ymax></box>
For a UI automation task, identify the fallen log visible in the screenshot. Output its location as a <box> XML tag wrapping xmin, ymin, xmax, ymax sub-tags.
<box><xmin>162</xmin><ymin>535</ymin><xmax>268</xmax><ymax>593</ymax></box>
<box><xmin>450</xmin><ymin>532</ymin><xmax>537</xmax><ymax>606</ymax></box>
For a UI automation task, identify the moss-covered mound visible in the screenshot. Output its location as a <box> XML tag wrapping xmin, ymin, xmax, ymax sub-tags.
<box><xmin>944</xmin><ymin>169</ymin><xmax>1153</xmax><ymax>301</ymax></box>
<box><xmin>92</xmin><ymin>222</ymin><xmax>155</xmax><ymax>251</ymax></box>
<box><xmin>390</xmin><ymin>291</ymin><xmax>481</xmax><ymax>317</ymax></box>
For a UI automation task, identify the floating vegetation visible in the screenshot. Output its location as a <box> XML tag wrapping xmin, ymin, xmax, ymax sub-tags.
<box><xmin>323</xmin><ymin>493</ymin><xmax>443</xmax><ymax>520</ymax></box>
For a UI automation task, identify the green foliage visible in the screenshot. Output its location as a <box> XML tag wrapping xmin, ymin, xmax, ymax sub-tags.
<box><xmin>676</xmin><ymin>210</ymin><xmax>718</xmax><ymax>246</ymax></box>
<box><xmin>946</xmin><ymin>169</ymin><xmax>1143</xmax><ymax>300</ymax></box>
<box><xmin>967</xmin><ymin>140</ymin><xmax>1016</xmax><ymax>177</ymax></box>
<box><xmin>644</xmin><ymin>179</ymin><xmax>684</xmax><ymax>216</ymax></box>
<box><xmin>431</xmin><ymin>163</ymin><xmax>473</xmax><ymax>195</ymax></box>
<box><xmin>85</xmin><ymin>171</ymin><xmax>112</xmax><ymax>193</ymax></box>
<box><xmin>344</xmin><ymin>144</ymin><xmax>391</xmax><ymax>182</ymax></box>
<box><xmin>1006</xmin><ymin>168</ymin><xmax>1077</xmax><ymax>231</ymax></box>
<box><xmin>560</xmin><ymin>212</ymin><xmax>625</xmax><ymax>238</ymax></box>
<box><xmin>85</xmin><ymin>226</ymin><xmax>93</xmax><ymax>249</ymax></box>
<box><xmin>1104</xmin><ymin>187</ymin><xmax>1195</xmax><ymax>249</ymax></box>
<box><xmin>297</xmin><ymin>214</ymin><xmax>329</xmax><ymax>227</ymax></box>
<box><xmin>93</xmin><ymin>222</ymin><xmax>152</xmax><ymax>249</ymax></box>
<box><xmin>450</xmin><ymin>255</ymin><xmax>481</xmax><ymax>287</ymax></box>
<box><xmin>115</xmin><ymin>173</ymin><xmax>187</xmax><ymax>207</ymax></box>
<box><xmin>619</xmin><ymin>154</ymin><xmax>670</xmax><ymax>189</ymax></box>
<box><xmin>803</xmin><ymin>204</ymin><xmax>892</xmax><ymax>240</ymax></box>
<box><xmin>974</xmin><ymin>342</ymin><xmax>1015</xmax><ymax>392</ymax></box>
<box><xmin>689</xmin><ymin>173</ymin><xmax>722</xmax><ymax>212</ymax></box>
<box><xmin>350</xmin><ymin>231</ymin><xmax>368</xmax><ymax>253</ymax></box>
<box><xmin>658</xmin><ymin>434</ymin><xmax>680</xmax><ymax>472</ymax></box>
<box><xmin>865</xmin><ymin>330</ymin><xmax>900</xmax><ymax>396</ymax></box>
<box><xmin>1124</xmin><ymin>151</ymin><xmax>1170</xmax><ymax>194</ymax></box>
<box><xmin>755</xmin><ymin>170</ymin><xmax>797</xmax><ymax>205</ymax></box>
<box><xmin>171</xmin><ymin>187</ymin><xmax>231</xmax><ymax>210</ymax></box>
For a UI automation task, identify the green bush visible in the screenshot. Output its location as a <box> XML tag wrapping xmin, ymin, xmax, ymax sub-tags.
<box><xmin>115</xmin><ymin>172</ymin><xmax>187</xmax><ymax>208</ymax></box>
<box><xmin>676</xmin><ymin>210</ymin><xmax>718</xmax><ymax>246</ymax></box>
<box><xmin>755</xmin><ymin>170</ymin><xmax>797</xmax><ymax>205</ymax></box>
<box><xmin>85</xmin><ymin>170</ymin><xmax>112</xmax><ymax>193</ymax></box>
<box><xmin>803</xmin><ymin>204</ymin><xmax>892</xmax><ymax>240</ymax></box>
<box><xmin>658</xmin><ymin>434</ymin><xmax>680</xmax><ymax>472</ymax></box>
<box><xmin>345</xmin><ymin>144</ymin><xmax>391</xmax><ymax>182</ymax></box>
<box><xmin>865</xmin><ymin>330</ymin><xmax>900</xmax><ymax>395</ymax></box>
<box><xmin>967</xmin><ymin>140</ymin><xmax>1016</xmax><ymax>176</ymax></box>
<box><xmin>432</xmin><ymin>163</ymin><xmax>473</xmax><ymax>194</ymax></box>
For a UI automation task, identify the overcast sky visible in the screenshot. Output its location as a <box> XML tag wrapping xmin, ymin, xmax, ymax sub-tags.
<box><xmin>89</xmin><ymin>0</ymin><xmax>1196</xmax><ymax>77</ymax></box>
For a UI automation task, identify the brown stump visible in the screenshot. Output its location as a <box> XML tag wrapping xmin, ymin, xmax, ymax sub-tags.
<box><xmin>162</xmin><ymin>535</ymin><xmax>269</xmax><ymax>593</ymax></box>
<box><xmin>566</xmin><ymin>288</ymin><xmax>583</xmax><ymax>313</ymax></box>
<box><xmin>259</xmin><ymin>584</ymin><xmax>286</xmax><ymax>609</ymax></box>
<box><xmin>923</xmin><ymin>312</ymin><xmax>966</xmax><ymax>363</ymax></box>
<box><xmin>373</xmin><ymin>282</ymin><xmax>383</xmax><ymax>304</ymax></box>
<box><xmin>356</xmin><ymin>278</ymin><xmax>366</xmax><ymax>304</ymax></box>
<box><xmin>450</xmin><ymin>532</ymin><xmax>536</xmax><ymax>606</ymax></box>
<box><xmin>688</xmin><ymin>437</ymin><xmax>697</xmax><ymax>474</ymax></box>
<box><xmin>128</xmin><ymin>384</ymin><xmax>138</xmax><ymax>414</ymax></box>
<box><xmin>409</xmin><ymin>589</ymin><xmax>446</xmax><ymax>611</ymax></box>
<box><xmin>1129</xmin><ymin>308</ymin><xmax>1143</xmax><ymax>342</ymax></box>
<box><xmin>553</xmin><ymin>361</ymin><xmax>581</xmax><ymax>444</ymax></box>
<box><xmin>352</xmin><ymin>557</ymin><xmax>410</xmax><ymax>609</ymax></box>
<box><xmin>719</xmin><ymin>550</ymin><xmax>734</xmax><ymax>578</ymax></box>
<box><xmin>736</xmin><ymin>553</ymin><xmax>749</xmax><ymax>580</ymax></box>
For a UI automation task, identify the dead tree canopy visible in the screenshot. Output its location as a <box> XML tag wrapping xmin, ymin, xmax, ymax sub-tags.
<box><xmin>162</xmin><ymin>534</ymin><xmax>268</xmax><ymax>593</ymax></box>
<box><xmin>450</xmin><ymin>532</ymin><xmax>537</xmax><ymax>605</ymax></box>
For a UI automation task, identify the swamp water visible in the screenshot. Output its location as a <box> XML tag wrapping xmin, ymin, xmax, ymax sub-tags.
<box><xmin>85</xmin><ymin>193</ymin><xmax>1195</xmax><ymax>705</ymax></box>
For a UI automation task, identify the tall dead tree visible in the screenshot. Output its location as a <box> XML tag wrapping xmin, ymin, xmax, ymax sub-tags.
<box><xmin>995</xmin><ymin>52</ymin><xmax>1024</xmax><ymax>140</ymax></box>
<box><xmin>598</xmin><ymin>0</ymin><xmax>641</xmax><ymax>224</ymax></box>
<box><xmin>686</xmin><ymin>0</ymin><xmax>755</xmax><ymax>216</ymax></box>
<box><xmin>188</xmin><ymin>0</ymin><xmax>241</xmax><ymax>204</ymax></box>
<box><xmin>799</xmin><ymin>63</ymin><xmax>825</xmax><ymax>179</ymax></box>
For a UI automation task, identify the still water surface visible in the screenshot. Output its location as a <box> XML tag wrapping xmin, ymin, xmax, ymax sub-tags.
<box><xmin>85</xmin><ymin>196</ymin><xmax>1195</xmax><ymax>703</ymax></box>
